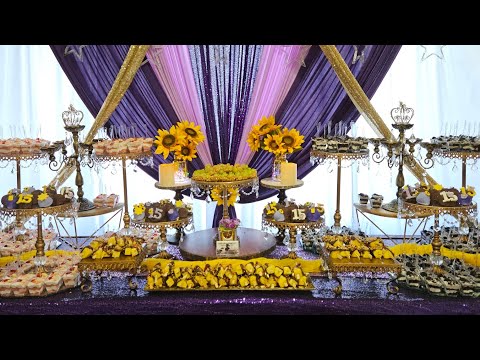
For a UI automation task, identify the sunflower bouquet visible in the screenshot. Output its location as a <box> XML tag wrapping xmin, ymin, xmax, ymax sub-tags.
<box><xmin>154</xmin><ymin>121</ymin><xmax>205</xmax><ymax>161</ymax></box>
<box><xmin>211</xmin><ymin>187</ymin><xmax>239</xmax><ymax>207</ymax></box>
<box><xmin>247</xmin><ymin>116</ymin><xmax>304</xmax><ymax>155</ymax></box>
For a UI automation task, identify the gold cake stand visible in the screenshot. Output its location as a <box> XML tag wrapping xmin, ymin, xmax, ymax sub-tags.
<box><xmin>317</xmin><ymin>242</ymin><xmax>401</xmax><ymax>296</ymax></box>
<box><xmin>131</xmin><ymin>215</ymin><xmax>193</xmax><ymax>259</ymax></box>
<box><xmin>94</xmin><ymin>150</ymin><xmax>153</xmax><ymax>233</ymax></box>
<box><xmin>262</xmin><ymin>216</ymin><xmax>324</xmax><ymax>259</ymax></box>
<box><xmin>261</xmin><ymin>178</ymin><xmax>305</xmax><ymax>246</ymax></box>
<box><xmin>431</xmin><ymin>149</ymin><xmax>480</xmax><ymax>189</ymax></box>
<box><xmin>0</xmin><ymin>202</ymin><xmax>74</xmax><ymax>271</ymax></box>
<box><xmin>78</xmin><ymin>244</ymin><xmax>148</xmax><ymax>292</ymax></box>
<box><xmin>155</xmin><ymin>180</ymin><xmax>192</xmax><ymax>244</ymax></box>
<box><xmin>54</xmin><ymin>202</ymin><xmax>124</xmax><ymax>249</ymax></box>
<box><xmin>353</xmin><ymin>203</ymin><xmax>431</xmax><ymax>244</ymax></box>
<box><xmin>403</xmin><ymin>202</ymin><xmax>477</xmax><ymax>265</ymax></box>
<box><xmin>310</xmin><ymin>150</ymin><xmax>369</xmax><ymax>232</ymax></box>
<box><xmin>260</xmin><ymin>178</ymin><xmax>304</xmax><ymax>205</ymax></box>
<box><xmin>191</xmin><ymin>177</ymin><xmax>259</xmax><ymax>219</ymax></box>
<box><xmin>0</xmin><ymin>152</ymin><xmax>49</xmax><ymax>233</ymax></box>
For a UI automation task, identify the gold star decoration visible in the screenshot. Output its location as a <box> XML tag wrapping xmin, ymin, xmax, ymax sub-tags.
<box><xmin>280</xmin><ymin>45</ymin><xmax>310</xmax><ymax>68</ymax></box>
<box><xmin>64</xmin><ymin>45</ymin><xmax>88</xmax><ymax>61</ymax></box>
<box><xmin>420</xmin><ymin>45</ymin><xmax>446</xmax><ymax>61</ymax></box>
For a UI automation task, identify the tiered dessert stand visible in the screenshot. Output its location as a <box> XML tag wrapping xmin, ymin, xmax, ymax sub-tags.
<box><xmin>310</xmin><ymin>150</ymin><xmax>369</xmax><ymax>233</ymax></box>
<box><xmin>180</xmin><ymin>176</ymin><xmax>276</xmax><ymax>260</ymax></box>
<box><xmin>154</xmin><ymin>180</ymin><xmax>192</xmax><ymax>245</ymax></box>
<box><xmin>260</xmin><ymin>178</ymin><xmax>304</xmax><ymax>245</ymax></box>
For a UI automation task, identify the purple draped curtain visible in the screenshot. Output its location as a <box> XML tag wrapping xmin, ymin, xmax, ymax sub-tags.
<box><xmin>49</xmin><ymin>45</ymin><xmax>191</xmax><ymax>179</ymax></box>
<box><xmin>241</xmin><ymin>45</ymin><xmax>402</xmax><ymax>203</ymax></box>
<box><xmin>188</xmin><ymin>45</ymin><xmax>263</xmax><ymax>224</ymax></box>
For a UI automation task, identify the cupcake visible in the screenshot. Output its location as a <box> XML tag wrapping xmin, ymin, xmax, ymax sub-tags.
<box><xmin>273</xmin><ymin>209</ymin><xmax>285</xmax><ymax>222</ymax></box>
<box><xmin>416</xmin><ymin>191</ymin><xmax>431</xmax><ymax>206</ymax></box>
<box><xmin>358</xmin><ymin>193</ymin><xmax>369</xmax><ymax>205</ymax></box>
<box><xmin>133</xmin><ymin>203</ymin><xmax>146</xmax><ymax>221</ymax></box>
<box><xmin>167</xmin><ymin>208</ymin><xmax>179</xmax><ymax>221</ymax></box>
<box><xmin>1</xmin><ymin>189</ymin><xmax>19</xmax><ymax>209</ymax></box>
<box><xmin>306</xmin><ymin>206</ymin><xmax>322</xmax><ymax>222</ymax></box>
<box><xmin>458</xmin><ymin>186</ymin><xmax>475</xmax><ymax>206</ymax></box>
<box><xmin>37</xmin><ymin>191</ymin><xmax>53</xmax><ymax>208</ymax></box>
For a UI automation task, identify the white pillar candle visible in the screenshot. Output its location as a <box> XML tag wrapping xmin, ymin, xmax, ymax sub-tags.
<box><xmin>159</xmin><ymin>163</ymin><xmax>176</xmax><ymax>186</ymax></box>
<box><xmin>280</xmin><ymin>162</ymin><xmax>297</xmax><ymax>186</ymax></box>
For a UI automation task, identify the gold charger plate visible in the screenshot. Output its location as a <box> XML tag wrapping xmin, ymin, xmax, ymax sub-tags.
<box><xmin>145</xmin><ymin>274</ymin><xmax>315</xmax><ymax>292</ymax></box>
<box><xmin>78</xmin><ymin>246</ymin><xmax>147</xmax><ymax>272</ymax></box>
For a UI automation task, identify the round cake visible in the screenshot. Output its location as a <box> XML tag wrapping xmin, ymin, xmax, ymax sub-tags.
<box><xmin>192</xmin><ymin>164</ymin><xmax>257</xmax><ymax>182</ymax></box>
<box><xmin>1</xmin><ymin>186</ymin><xmax>72</xmax><ymax>210</ymax></box>
<box><xmin>134</xmin><ymin>199</ymin><xmax>192</xmax><ymax>223</ymax></box>
<box><xmin>263</xmin><ymin>200</ymin><xmax>324</xmax><ymax>223</ymax></box>
<box><xmin>403</xmin><ymin>183</ymin><xmax>475</xmax><ymax>207</ymax></box>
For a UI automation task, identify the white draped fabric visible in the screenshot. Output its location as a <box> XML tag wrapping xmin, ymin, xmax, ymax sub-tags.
<box><xmin>1</xmin><ymin>45</ymin><xmax>479</xmax><ymax>236</ymax></box>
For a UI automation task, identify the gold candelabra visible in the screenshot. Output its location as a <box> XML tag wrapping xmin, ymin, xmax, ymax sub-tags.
<box><xmin>41</xmin><ymin>105</ymin><xmax>95</xmax><ymax>211</ymax></box>
<box><xmin>370</xmin><ymin>102</ymin><xmax>423</xmax><ymax>212</ymax></box>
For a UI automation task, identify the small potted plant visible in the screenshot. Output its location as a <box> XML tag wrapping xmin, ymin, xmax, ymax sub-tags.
<box><xmin>218</xmin><ymin>218</ymin><xmax>241</xmax><ymax>242</ymax></box>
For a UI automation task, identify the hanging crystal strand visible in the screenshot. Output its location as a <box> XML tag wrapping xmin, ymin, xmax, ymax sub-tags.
<box><xmin>48</xmin><ymin>216</ymin><xmax>54</xmax><ymax>231</ymax></box>
<box><xmin>452</xmin><ymin>160</ymin><xmax>458</xmax><ymax>173</ymax></box>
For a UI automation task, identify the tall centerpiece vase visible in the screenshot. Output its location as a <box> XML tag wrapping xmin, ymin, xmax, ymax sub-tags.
<box><xmin>271</xmin><ymin>153</ymin><xmax>287</xmax><ymax>182</ymax></box>
<box><xmin>173</xmin><ymin>155</ymin><xmax>188</xmax><ymax>183</ymax></box>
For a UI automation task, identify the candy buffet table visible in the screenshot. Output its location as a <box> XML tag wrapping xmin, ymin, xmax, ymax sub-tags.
<box><xmin>1</xmin><ymin>246</ymin><xmax>479</xmax><ymax>315</ymax></box>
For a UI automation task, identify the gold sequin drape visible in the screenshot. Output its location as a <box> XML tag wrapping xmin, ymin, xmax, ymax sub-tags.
<box><xmin>49</xmin><ymin>45</ymin><xmax>150</xmax><ymax>188</ymax></box>
<box><xmin>319</xmin><ymin>45</ymin><xmax>437</xmax><ymax>186</ymax></box>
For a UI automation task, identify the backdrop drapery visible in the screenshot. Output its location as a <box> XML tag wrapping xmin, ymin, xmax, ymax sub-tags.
<box><xmin>235</xmin><ymin>45</ymin><xmax>312</xmax><ymax>165</ymax></box>
<box><xmin>50</xmin><ymin>44</ymin><xmax>401</xmax><ymax>227</ymax></box>
<box><xmin>187</xmin><ymin>45</ymin><xmax>263</xmax><ymax>224</ymax></box>
<box><xmin>241</xmin><ymin>45</ymin><xmax>402</xmax><ymax>203</ymax></box>
<box><xmin>146</xmin><ymin>45</ymin><xmax>212</xmax><ymax>168</ymax></box>
<box><xmin>50</xmin><ymin>45</ymin><xmax>181</xmax><ymax>180</ymax></box>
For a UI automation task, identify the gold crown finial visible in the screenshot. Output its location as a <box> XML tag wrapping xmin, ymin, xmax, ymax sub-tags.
<box><xmin>391</xmin><ymin>101</ymin><xmax>414</xmax><ymax>125</ymax></box>
<box><xmin>62</xmin><ymin>104</ymin><xmax>84</xmax><ymax>127</ymax></box>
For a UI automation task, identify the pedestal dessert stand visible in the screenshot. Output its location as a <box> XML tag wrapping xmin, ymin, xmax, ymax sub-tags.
<box><xmin>310</xmin><ymin>150</ymin><xmax>369</xmax><ymax>233</ymax></box>
<box><xmin>260</xmin><ymin>178</ymin><xmax>304</xmax><ymax>245</ymax></box>
<box><xmin>0</xmin><ymin>152</ymin><xmax>48</xmax><ymax>234</ymax></box>
<box><xmin>154</xmin><ymin>180</ymin><xmax>192</xmax><ymax>244</ymax></box>
<box><xmin>262</xmin><ymin>217</ymin><xmax>324</xmax><ymax>259</ymax></box>
<box><xmin>318</xmin><ymin>242</ymin><xmax>402</xmax><ymax>296</ymax></box>
<box><xmin>131</xmin><ymin>215</ymin><xmax>193</xmax><ymax>259</ymax></box>
<box><xmin>93</xmin><ymin>150</ymin><xmax>153</xmax><ymax>235</ymax></box>
<box><xmin>403</xmin><ymin>202</ymin><xmax>477</xmax><ymax>267</ymax></box>
<box><xmin>0</xmin><ymin>202</ymin><xmax>74</xmax><ymax>272</ymax></box>
<box><xmin>190</xmin><ymin>177</ymin><xmax>259</xmax><ymax>219</ymax></box>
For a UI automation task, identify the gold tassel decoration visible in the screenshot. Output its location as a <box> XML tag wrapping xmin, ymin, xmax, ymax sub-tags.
<box><xmin>319</xmin><ymin>45</ymin><xmax>437</xmax><ymax>186</ymax></box>
<box><xmin>49</xmin><ymin>45</ymin><xmax>150</xmax><ymax>188</ymax></box>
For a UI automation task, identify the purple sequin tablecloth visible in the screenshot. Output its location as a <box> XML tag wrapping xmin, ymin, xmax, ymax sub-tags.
<box><xmin>1</xmin><ymin>245</ymin><xmax>479</xmax><ymax>315</ymax></box>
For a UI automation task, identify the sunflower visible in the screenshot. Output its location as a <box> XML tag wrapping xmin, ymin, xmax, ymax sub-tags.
<box><xmin>247</xmin><ymin>130</ymin><xmax>261</xmax><ymax>152</ymax></box>
<box><xmin>263</xmin><ymin>134</ymin><xmax>285</xmax><ymax>155</ymax></box>
<box><xmin>154</xmin><ymin>125</ymin><xmax>186</xmax><ymax>159</ymax></box>
<box><xmin>211</xmin><ymin>187</ymin><xmax>238</xmax><ymax>207</ymax></box>
<box><xmin>174</xmin><ymin>142</ymin><xmax>197</xmax><ymax>162</ymax></box>
<box><xmin>279</xmin><ymin>127</ymin><xmax>304</xmax><ymax>153</ymax></box>
<box><xmin>176</xmin><ymin>121</ymin><xmax>205</xmax><ymax>144</ymax></box>
<box><xmin>257</xmin><ymin>116</ymin><xmax>281</xmax><ymax>136</ymax></box>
